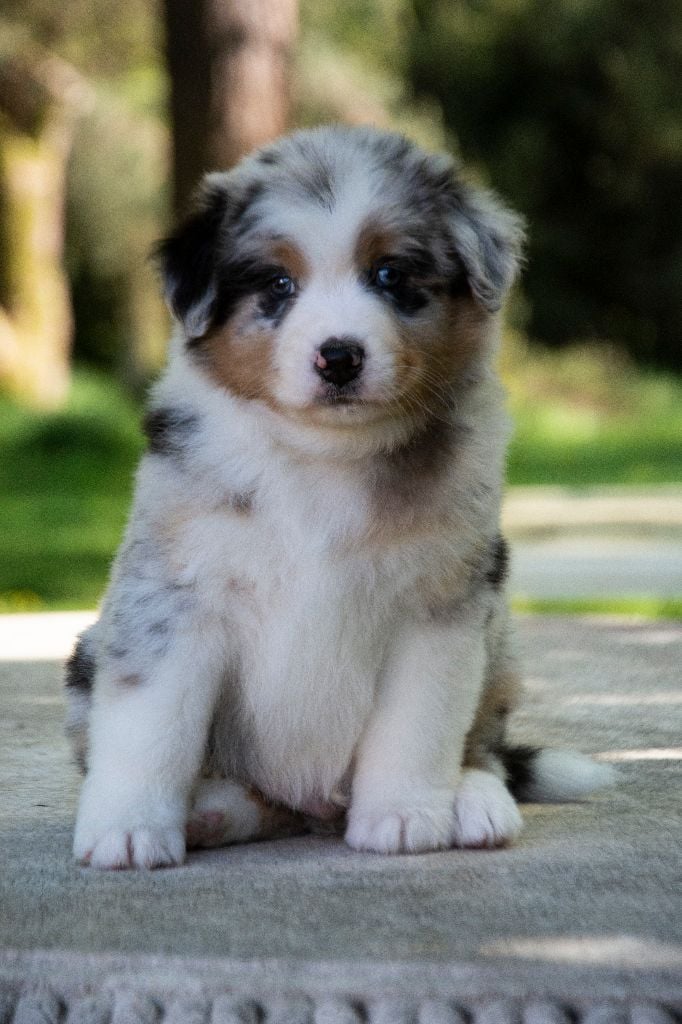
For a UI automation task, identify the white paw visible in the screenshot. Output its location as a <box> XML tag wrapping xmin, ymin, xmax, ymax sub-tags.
<box><xmin>345</xmin><ymin>772</ymin><xmax>523</xmax><ymax>854</ymax></box>
<box><xmin>77</xmin><ymin>826</ymin><xmax>186</xmax><ymax>870</ymax></box>
<box><xmin>451</xmin><ymin>770</ymin><xmax>523</xmax><ymax>848</ymax></box>
<box><xmin>345</xmin><ymin>789</ymin><xmax>456</xmax><ymax>854</ymax></box>
<box><xmin>74</xmin><ymin>775</ymin><xmax>186</xmax><ymax>869</ymax></box>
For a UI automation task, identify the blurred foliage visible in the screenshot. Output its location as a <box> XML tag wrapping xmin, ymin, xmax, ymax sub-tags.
<box><xmin>502</xmin><ymin>334</ymin><xmax>682</xmax><ymax>484</ymax></box>
<box><xmin>0</xmin><ymin>0</ymin><xmax>168</xmax><ymax>388</ymax></box>
<box><xmin>407</xmin><ymin>0</ymin><xmax>682</xmax><ymax>370</ymax></box>
<box><xmin>0</xmin><ymin>0</ymin><xmax>162</xmax><ymax>91</ymax></box>
<box><xmin>65</xmin><ymin>88</ymin><xmax>169</xmax><ymax>385</ymax></box>
<box><xmin>296</xmin><ymin>0</ymin><xmax>449</xmax><ymax>150</ymax></box>
<box><xmin>1</xmin><ymin>0</ymin><xmax>681</xmax><ymax>381</ymax></box>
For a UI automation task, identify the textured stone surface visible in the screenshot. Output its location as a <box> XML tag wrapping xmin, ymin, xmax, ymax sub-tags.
<box><xmin>1</xmin><ymin>616</ymin><xmax>681</xmax><ymax>1007</ymax></box>
<box><xmin>0</xmin><ymin>980</ymin><xmax>679</xmax><ymax>1024</ymax></box>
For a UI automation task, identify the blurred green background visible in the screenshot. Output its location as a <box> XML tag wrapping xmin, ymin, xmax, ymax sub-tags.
<box><xmin>0</xmin><ymin>0</ymin><xmax>680</xmax><ymax>612</ymax></box>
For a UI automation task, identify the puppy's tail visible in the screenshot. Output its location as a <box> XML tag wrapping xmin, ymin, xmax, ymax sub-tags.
<box><xmin>499</xmin><ymin>745</ymin><xmax>618</xmax><ymax>802</ymax></box>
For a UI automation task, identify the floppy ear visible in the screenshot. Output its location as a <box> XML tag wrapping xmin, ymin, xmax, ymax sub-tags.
<box><xmin>156</xmin><ymin>177</ymin><xmax>230</xmax><ymax>339</ymax></box>
<box><xmin>449</xmin><ymin>185</ymin><xmax>525</xmax><ymax>312</ymax></box>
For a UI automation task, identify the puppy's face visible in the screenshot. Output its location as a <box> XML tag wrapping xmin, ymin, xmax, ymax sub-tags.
<box><xmin>159</xmin><ymin>127</ymin><xmax>523</xmax><ymax>438</ymax></box>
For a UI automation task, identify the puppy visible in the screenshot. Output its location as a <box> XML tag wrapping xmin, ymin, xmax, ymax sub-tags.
<box><xmin>65</xmin><ymin>126</ymin><xmax>614</xmax><ymax>869</ymax></box>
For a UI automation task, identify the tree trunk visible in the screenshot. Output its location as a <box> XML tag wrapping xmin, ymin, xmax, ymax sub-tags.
<box><xmin>0</xmin><ymin>46</ymin><xmax>92</xmax><ymax>408</ymax></box>
<box><xmin>163</xmin><ymin>0</ymin><xmax>298</xmax><ymax>216</ymax></box>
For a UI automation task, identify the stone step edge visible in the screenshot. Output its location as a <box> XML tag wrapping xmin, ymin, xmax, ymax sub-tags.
<box><xmin>1</xmin><ymin>989</ymin><xmax>680</xmax><ymax>1024</ymax></box>
<box><xmin>1</xmin><ymin>950</ymin><xmax>680</xmax><ymax>1004</ymax></box>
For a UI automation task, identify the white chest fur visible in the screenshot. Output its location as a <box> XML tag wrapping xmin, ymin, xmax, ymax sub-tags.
<box><xmin>231</xmin><ymin>550</ymin><xmax>387</xmax><ymax>807</ymax></box>
<box><xmin>161</xmin><ymin>453</ymin><xmax>395</xmax><ymax>809</ymax></box>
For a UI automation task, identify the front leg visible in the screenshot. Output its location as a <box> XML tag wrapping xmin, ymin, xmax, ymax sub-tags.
<box><xmin>74</xmin><ymin>610</ymin><xmax>225</xmax><ymax>870</ymax></box>
<box><xmin>346</xmin><ymin>603</ymin><xmax>521</xmax><ymax>853</ymax></box>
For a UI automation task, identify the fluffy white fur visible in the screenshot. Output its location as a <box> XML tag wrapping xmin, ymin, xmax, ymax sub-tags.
<box><xmin>520</xmin><ymin>750</ymin><xmax>618</xmax><ymax>803</ymax></box>
<box><xmin>66</xmin><ymin>126</ymin><xmax>613</xmax><ymax>869</ymax></box>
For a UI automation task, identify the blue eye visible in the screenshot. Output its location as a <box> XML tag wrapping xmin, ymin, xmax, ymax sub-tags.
<box><xmin>375</xmin><ymin>265</ymin><xmax>402</xmax><ymax>289</ymax></box>
<box><xmin>269</xmin><ymin>274</ymin><xmax>295</xmax><ymax>298</ymax></box>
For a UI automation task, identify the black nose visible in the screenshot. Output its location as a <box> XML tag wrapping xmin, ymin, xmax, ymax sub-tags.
<box><xmin>314</xmin><ymin>338</ymin><xmax>365</xmax><ymax>387</ymax></box>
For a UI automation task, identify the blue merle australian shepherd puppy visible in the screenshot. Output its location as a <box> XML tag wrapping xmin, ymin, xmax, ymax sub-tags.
<box><xmin>65</xmin><ymin>126</ymin><xmax>614</xmax><ymax>869</ymax></box>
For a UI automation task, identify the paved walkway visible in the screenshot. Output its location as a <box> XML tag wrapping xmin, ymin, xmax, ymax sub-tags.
<box><xmin>504</xmin><ymin>486</ymin><xmax>682</xmax><ymax>601</ymax></box>
<box><xmin>1</xmin><ymin>616</ymin><xmax>681</xmax><ymax>1016</ymax></box>
<box><xmin>502</xmin><ymin>485</ymin><xmax>682</xmax><ymax>535</ymax></box>
<box><xmin>510</xmin><ymin>534</ymin><xmax>682</xmax><ymax>599</ymax></box>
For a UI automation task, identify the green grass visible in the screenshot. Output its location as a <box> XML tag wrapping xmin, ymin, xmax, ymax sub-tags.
<box><xmin>508</xmin><ymin>412</ymin><xmax>682</xmax><ymax>487</ymax></box>
<box><xmin>503</xmin><ymin>339</ymin><xmax>682</xmax><ymax>486</ymax></box>
<box><xmin>512</xmin><ymin>597</ymin><xmax>682</xmax><ymax>620</ymax></box>
<box><xmin>0</xmin><ymin>349</ymin><xmax>680</xmax><ymax>612</ymax></box>
<box><xmin>0</xmin><ymin>371</ymin><xmax>144</xmax><ymax>611</ymax></box>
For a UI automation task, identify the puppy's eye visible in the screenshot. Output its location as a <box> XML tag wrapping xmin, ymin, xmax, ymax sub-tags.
<box><xmin>268</xmin><ymin>274</ymin><xmax>295</xmax><ymax>298</ymax></box>
<box><xmin>375</xmin><ymin>265</ymin><xmax>402</xmax><ymax>289</ymax></box>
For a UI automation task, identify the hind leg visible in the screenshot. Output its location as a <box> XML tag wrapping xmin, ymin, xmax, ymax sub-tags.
<box><xmin>464</xmin><ymin>599</ymin><xmax>522</xmax><ymax>779</ymax></box>
<box><xmin>64</xmin><ymin>624</ymin><xmax>100</xmax><ymax>773</ymax></box>
<box><xmin>455</xmin><ymin>601</ymin><xmax>524</xmax><ymax>846</ymax></box>
<box><xmin>186</xmin><ymin>778</ymin><xmax>308</xmax><ymax>849</ymax></box>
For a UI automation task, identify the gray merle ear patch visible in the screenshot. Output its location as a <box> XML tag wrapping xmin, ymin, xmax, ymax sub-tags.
<box><xmin>449</xmin><ymin>186</ymin><xmax>525</xmax><ymax>312</ymax></box>
<box><xmin>156</xmin><ymin>180</ymin><xmax>230</xmax><ymax>339</ymax></box>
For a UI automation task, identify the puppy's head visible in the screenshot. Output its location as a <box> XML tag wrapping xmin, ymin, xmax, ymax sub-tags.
<box><xmin>158</xmin><ymin>126</ymin><xmax>523</xmax><ymax>447</ymax></box>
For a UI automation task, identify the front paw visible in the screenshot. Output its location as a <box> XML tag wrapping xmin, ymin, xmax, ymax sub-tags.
<box><xmin>345</xmin><ymin>788</ymin><xmax>456</xmax><ymax>854</ymax></box>
<box><xmin>345</xmin><ymin>772</ymin><xmax>523</xmax><ymax>854</ymax></box>
<box><xmin>451</xmin><ymin>770</ymin><xmax>523</xmax><ymax>849</ymax></box>
<box><xmin>74</xmin><ymin>778</ymin><xmax>186</xmax><ymax>869</ymax></box>
<box><xmin>75</xmin><ymin>826</ymin><xmax>185</xmax><ymax>870</ymax></box>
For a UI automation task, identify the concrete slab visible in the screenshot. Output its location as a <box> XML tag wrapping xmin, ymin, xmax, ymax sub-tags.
<box><xmin>501</xmin><ymin>485</ymin><xmax>682</xmax><ymax>601</ymax></box>
<box><xmin>501</xmin><ymin>486</ymin><xmax>682</xmax><ymax>536</ymax></box>
<box><xmin>510</xmin><ymin>535</ymin><xmax>682</xmax><ymax>599</ymax></box>
<box><xmin>0</xmin><ymin>616</ymin><xmax>681</xmax><ymax>1014</ymax></box>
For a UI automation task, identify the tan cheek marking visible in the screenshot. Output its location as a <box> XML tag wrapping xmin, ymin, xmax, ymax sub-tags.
<box><xmin>441</xmin><ymin>296</ymin><xmax>492</xmax><ymax>376</ymax></box>
<box><xmin>392</xmin><ymin>296</ymin><xmax>491</xmax><ymax>413</ymax></box>
<box><xmin>195</xmin><ymin>240</ymin><xmax>307</xmax><ymax>404</ymax></box>
<box><xmin>199</xmin><ymin>318</ymin><xmax>280</xmax><ymax>409</ymax></box>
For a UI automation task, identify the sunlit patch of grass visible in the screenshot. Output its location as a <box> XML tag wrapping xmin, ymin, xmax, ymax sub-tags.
<box><xmin>502</xmin><ymin>337</ymin><xmax>682</xmax><ymax>486</ymax></box>
<box><xmin>512</xmin><ymin>596</ymin><xmax>682</xmax><ymax>620</ymax></box>
<box><xmin>0</xmin><ymin>369</ymin><xmax>144</xmax><ymax>611</ymax></box>
<box><xmin>0</xmin><ymin>591</ymin><xmax>46</xmax><ymax>613</ymax></box>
